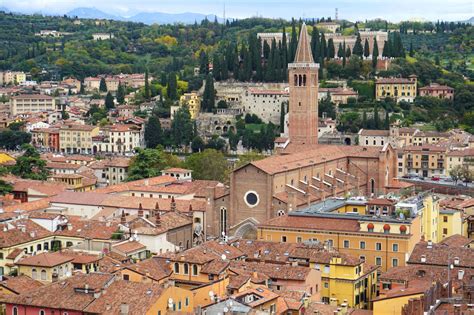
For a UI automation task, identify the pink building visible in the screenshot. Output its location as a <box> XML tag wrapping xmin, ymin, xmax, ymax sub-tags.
<box><xmin>419</xmin><ymin>83</ymin><xmax>454</xmax><ymax>100</ymax></box>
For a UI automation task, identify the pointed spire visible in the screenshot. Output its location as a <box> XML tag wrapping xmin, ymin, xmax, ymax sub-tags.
<box><xmin>294</xmin><ymin>23</ymin><xmax>314</xmax><ymax>63</ymax></box>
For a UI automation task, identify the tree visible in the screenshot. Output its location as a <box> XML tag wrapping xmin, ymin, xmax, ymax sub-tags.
<box><xmin>228</xmin><ymin>129</ymin><xmax>239</xmax><ymax>151</ymax></box>
<box><xmin>171</xmin><ymin>107</ymin><xmax>194</xmax><ymax>147</ymax></box>
<box><xmin>99</xmin><ymin>78</ymin><xmax>107</xmax><ymax>92</ymax></box>
<box><xmin>105</xmin><ymin>92</ymin><xmax>115</xmax><ymax>110</ymax></box>
<box><xmin>352</xmin><ymin>34</ymin><xmax>363</xmax><ymax>57</ymax></box>
<box><xmin>167</xmin><ymin>72</ymin><xmax>178</xmax><ymax>101</ymax></box>
<box><xmin>0</xmin><ymin>178</ymin><xmax>12</xmax><ymax>196</ymax></box>
<box><xmin>372</xmin><ymin>39</ymin><xmax>379</xmax><ymax>69</ymax></box>
<box><xmin>409</xmin><ymin>41</ymin><xmax>414</xmax><ymax>57</ymax></box>
<box><xmin>191</xmin><ymin>136</ymin><xmax>205</xmax><ymax>153</ymax></box>
<box><xmin>363</xmin><ymin>38</ymin><xmax>370</xmax><ymax>59</ymax></box>
<box><xmin>235</xmin><ymin>151</ymin><xmax>265</xmax><ymax>168</ymax></box>
<box><xmin>185</xmin><ymin>149</ymin><xmax>228</xmax><ymax>182</ymax></box>
<box><xmin>289</xmin><ymin>19</ymin><xmax>298</xmax><ymax>62</ymax></box>
<box><xmin>11</xmin><ymin>144</ymin><xmax>48</xmax><ymax>180</ymax></box>
<box><xmin>384</xmin><ymin>111</ymin><xmax>390</xmax><ymax>130</ymax></box>
<box><xmin>460</xmin><ymin>165</ymin><xmax>473</xmax><ymax>185</ymax></box>
<box><xmin>144</xmin><ymin>116</ymin><xmax>162</xmax><ymax>148</ymax></box>
<box><xmin>374</xmin><ymin>106</ymin><xmax>380</xmax><ymax>129</ymax></box>
<box><xmin>327</xmin><ymin>38</ymin><xmax>335</xmax><ymax>59</ymax></box>
<box><xmin>127</xmin><ymin>148</ymin><xmax>181</xmax><ymax>181</ymax></box>
<box><xmin>199</xmin><ymin>50</ymin><xmax>209</xmax><ymax>75</ymax></box>
<box><xmin>311</xmin><ymin>27</ymin><xmax>320</xmax><ymax>63</ymax></box>
<box><xmin>202</xmin><ymin>74</ymin><xmax>215</xmax><ymax>112</ymax></box>
<box><xmin>449</xmin><ymin>165</ymin><xmax>463</xmax><ymax>184</ymax></box>
<box><xmin>0</xmin><ymin>130</ymin><xmax>31</xmax><ymax>150</ymax></box>
<box><xmin>116</xmin><ymin>83</ymin><xmax>125</xmax><ymax>104</ymax></box>
<box><xmin>144</xmin><ymin>69</ymin><xmax>151</xmax><ymax>101</ymax></box>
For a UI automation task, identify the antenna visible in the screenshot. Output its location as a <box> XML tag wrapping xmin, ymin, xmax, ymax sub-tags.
<box><xmin>223</xmin><ymin>1</ymin><xmax>226</xmax><ymax>24</ymax></box>
<box><xmin>335</xmin><ymin>8</ymin><xmax>339</xmax><ymax>21</ymax></box>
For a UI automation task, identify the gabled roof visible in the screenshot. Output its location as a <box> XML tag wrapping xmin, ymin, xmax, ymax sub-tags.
<box><xmin>0</xmin><ymin>275</ymin><xmax>43</xmax><ymax>294</ymax></box>
<box><xmin>16</xmin><ymin>252</ymin><xmax>73</xmax><ymax>267</ymax></box>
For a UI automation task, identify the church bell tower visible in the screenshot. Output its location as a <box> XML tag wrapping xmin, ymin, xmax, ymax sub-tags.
<box><xmin>288</xmin><ymin>22</ymin><xmax>319</xmax><ymax>146</ymax></box>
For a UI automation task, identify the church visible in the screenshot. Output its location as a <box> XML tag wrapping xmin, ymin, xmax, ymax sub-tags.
<box><xmin>223</xmin><ymin>23</ymin><xmax>400</xmax><ymax>238</ymax></box>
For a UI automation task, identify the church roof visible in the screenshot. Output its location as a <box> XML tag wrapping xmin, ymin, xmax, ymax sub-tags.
<box><xmin>294</xmin><ymin>23</ymin><xmax>314</xmax><ymax>63</ymax></box>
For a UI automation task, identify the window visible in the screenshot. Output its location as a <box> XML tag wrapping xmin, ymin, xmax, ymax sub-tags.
<box><xmin>244</xmin><ymin>191</ymin><xmax>259</xmax><ymax>207</ymax></box>
<box><xmin>13</xmin><ymin>307</ymin><xmax>18</xmax><ymax>315</ymax></box>
<box><xmin>360</xmin><ymin>256</ymin><xmax>366</xmax><ymax>261</ymax></box>
<box><xmin>36</xmin><ymin>244</ymin><xmax>42</xmax><ymax>251</ymax></box>
<box><xmin>324</xmin><ymin>282</ymin><xmax>329</xmax><ymax>288</ymax></box>
<box><xmin>220</xmin><ymin>207</ymin><xmax>227</xmax><ymax>236</ymax></box>
<box><xmin>392</xmin><ymin>244</ymin><xmax>399</xmax><ymax>252</ymax></box>
<box><xmin>174</xmin><ymin>263</ymin><xmax>180</xmax><ymax>274</ymax></box>
<box><xmin>281</xmin><ymin>236</ymin><xmax>287</xmax><ymax>243</ymax></box>
<box><xmin>178</xmin><ymin>301</ymin><xmax>182</xmax><ymax>310</ymax></box>
<box><xmin>343</xmin><ymin>240</ymin><xmax>350</xmax><ymax>248</ymax></box>
<box><xmin>185</xmin><ymin>297</ymin><xmax>189</xmax><ymax>306</ymax></box>
<box><xmin>443</xmin><ymin>228</ymin><xmax>448</xmax><ymax>235</ymax></box>
<box><xmin>392</xmin><ymin>258</ymin><xmax>398</xmax><ymax>267</ymax></box>
<box><xmin>360</xmin><ymin>241</ymin><xmax>366</xmax><ymax>249</ymax></box>
<box><xmin>192</xmin><ymin>264</ymin><xmax>198</xmax><ymax>276</ymax></box>
<box><xmin>375</xmin><ymin>257</ymin><xmax>382</xmax><ymax>266</ymax></box>
<box><xmin>41</xmin><ymin>269</ymin><xmax>47</xmax><ymax>280</ymax></box>
<box><xmin>32</xmin><ymin>268</ymin><xmax>37</xmax><ymax>279</ymax></box>
<box><xmin>376</xmin><ymin>243</ymin><xmax>382</xmax><ymax>251</ymax></box>
<box><xmin>327</xmin><ymin>239</ymin><xmax>333</xmax><ymax>247</ymax></box>
<box><xmin>123</xmin><ymin>274</ymin><xmax>129</xmax><ymax>281</ymax></box>
<box><xmin>39</xmin><ymin>310</ymin><xmax>45</xmax><ymax>315</ymax></box>
<box><xmin>183</xmin><ymin>263</ymin><xmax>189</xmax><ymax>275</ymax></box>
<box><xmin>296</xmin><ymin>237</ymin><xmax>302</xmax><ymax>243</ymax></box>
<box><xmin>443</xmin><ymin>216</ymin><xmax>448</xmax><ymax>223</ymax></box>
<box><xmin>66</xmin><ymin>241</ymin><xmax>73</xmax><ymax>247</ymax></box>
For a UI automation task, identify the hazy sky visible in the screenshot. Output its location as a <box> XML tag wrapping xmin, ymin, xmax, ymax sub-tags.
<box><xmin>1</xmin><ymin>0</ymin><xmax>472</xmax><ymax>22</ymax></box>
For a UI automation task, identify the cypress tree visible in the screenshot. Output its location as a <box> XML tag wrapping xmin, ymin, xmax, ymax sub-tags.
<box><xmin>372</xmin><ymin>39</ymin><xmax>379</xmax><ymax>68</ymax></box>
<box><xmin>144</xmin><ymin>69</ymin><xmax>151</xmax><ymax>101</ymax></box>
<box><xmin>362</xmin><ymin>111</ymin><xmax>368</xmax><ymax>128</ymax></box>
<box><xmin>337</xmin><ymin>43</ymin><xmax>344</xmax><ymax>59</ymax></box>
<box><xmin>220</xmin><ymin>54</ymin><xmax>229</xmax><ymax>80</ymax></box>
<box><xmin>240</xmin><ymin>44</ymin><xmax>252</xmax><ymax>81</ymax></box>
<box><xmin>99</xmin><ymin>78</ymin><xmax>107</xmax><ymax>92</ymax></box>
<box><xmin>280</xmin><ymin>102</ymin><xmax>286</xmax><ymax>133</ymax></box>
<box><xmin>311</xmin><ymin>27</ymin><xmax>320</xmax><ymax>62</ymax></box>
<box><xmin>105</xmin><ymin>92</ymin><xmax>114</xmax><ymax>110</ymax></box>
<box><xmin>144</xmin><ymin>116</ymin><xmax>163</xmax><ymax>148</ymax></box>
<box><xmin>263</xmin><ymin>41</ymin><xmax>271</xmax><ymax>59</ymax></box>
<box><xmin>374</xmin><ymin>106</ymin><xmax>380</xmax><ymax>129</ymax></box>
<box><xmin>363</xmin><ymin>38</ymin><xmax>370</xmax><ymax>59</ymax></box>
<box><xmin>342</xmin><ymin>42</ymin><xmax>347</xmax><ymax>67</ymax></box>
<box><xmin>346</xmin><ymin>46</ymin><xmax>351</xmax><ymax>58</ymax></box>
<box><xmin>384</xmin><ymin>111</ymin><xmax>390</xmax><ymax>130</ymax></box>
<box><xmin>409</xmin><ymin>41</ymin><xmax>414</xmax><ymax>57</ymax></box>
<box><xmin>289</xmin><ymin>19</ymin><xmax>298</xmax><ymax>62</ymax></box>
<box><xmin>167</xmin><ymin>72</ymin><xmax>178</xmax><ymax>101</ymax></box>
<box><xmin>352</xmin><ymin>34</ymin><xmax>363</xmax><ymax>57</ymax></box>
<box><xmin>320</xmin><ymin>33</ymin><xmax>327</xmax><ymax>61</ymax></box>
<box><xmin>382</xmin><ymin>40</ymin><xmax>390</xmax><ymax>58</ymax></box>
<box><xmin>116</xmin><ymin>83</ymin><xmax>125</xmax><ymax>104</ymax></box>
<box><xmin>199</xmin><ymin>50</ymin><xmax>209</xmax><ymax>74</ymax></box>
<box><xmin>282</xmin><ymin>28</ymin><xmax>288</xmax><ymax>67</ymax></box>
<box><xmin>327</xmin><ymin>38</ymin><xmax>335</xmax><ymax>59</ymax></box>
<box><xmin>233</xmin><ymin>46</ymin><xmax>240</xmax><ymax>79</ymax></box>
<box><xmin>213</xmin><ymin>53</ymin><xmax>222</xmax><ymax>81</ymax></box>
<box><xmin>202</xmin><ymin>74</ymin><xmax>215</xmax><ymax>112</ymax></box>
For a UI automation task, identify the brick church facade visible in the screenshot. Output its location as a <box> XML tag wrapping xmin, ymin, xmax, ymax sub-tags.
<box><xmin>221</xmin><ymin>24</ymin><xmax>399</xmax><ymax>238</ymax></box>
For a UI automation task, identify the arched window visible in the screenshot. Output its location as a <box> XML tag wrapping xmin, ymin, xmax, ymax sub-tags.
<box><xmin>39</xmin><ymin>310</ymin><xmax>45</xmax><ymax>315</ymax></box>
<box><xmin>174</xmin><ymin>262</ymin><xmax>180</xmax><ymax>274</ymax></box>
<box><xmin>66</xmin><ymin>241</ymin><xmax>73</xmax><ymax>247</ymax></box>
<box><xmin>303</xmin><ymin>74</ymin><xmax>307</xmax><ymax>86</ymax></box>
<box><xmin>183</xmin><ymin>263</ymin><xmax>189</xmax><ymax>275</ymax></box>
<box><xmin>32</xmin><ymin>268</ymin><xmax>37</xmax><ymax>280</ymax></box>
<box><xmin>41</xmin><ymin>269</ymin><xmax>47</xmax><ymax>280</ymax></box>
<box><xmin>370</xmin><ymin>179</ymin><xmax>375</xmax><ymax>195</ymax></box>
<box><xmin>192</xmin><ymin>264</ymin><xmax>198</xmax><ymax>276</ymax></box>
<box><xmin>220</xmin><ymin>207</ymin><xmax>227</xmax><ymax>236</ymax></box>
<box><xmin>36</xmin><ymin>244</ymin><xmax>42</xmax><ymax>251</ymax></box>
<box><xmin>294</xmin><ymin>74</ymin><xmax>298</xmax><ymax>86</ymax></box>
<box><xmin>277</xmin><ymin>210</ymin><xmax>285</xmax><ymax>216</ymax></box>
<box><xmin>12</xmin><ymin>307</ymin><xmax>18</xmax><ymax>315</ymax></box>
<box><xmin>298</xmin><ymin>75</ymin><xmax>302</xmax><ymax>86</ymax></box>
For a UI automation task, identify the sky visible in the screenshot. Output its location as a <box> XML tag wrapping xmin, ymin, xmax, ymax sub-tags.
<box><xmin>1</xmin><ymin>0</ymin><xmax>472</xmax><ymax>22</ymax></box>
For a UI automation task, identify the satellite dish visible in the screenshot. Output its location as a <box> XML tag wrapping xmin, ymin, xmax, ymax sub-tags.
<box><xmin>221</xmin><ymin>254</ymin><xmax>227</xmax><ymax>261</ymax></box>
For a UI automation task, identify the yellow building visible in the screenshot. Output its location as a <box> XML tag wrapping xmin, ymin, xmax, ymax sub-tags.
<box><xmin>290</xmin><ymin>247</ymin><xmax>379</xmax><ymax>309</ymax></box>
<box><xmin>59</xmin><ymin>124</ymin><xmax>100</xmax><ymax>154</ymax></box>
<box><xmin>178</xmin><ymin>92</ymin><xmax>201</xmax><ymax>119</ymax></box>
<box><xmin>438</xmin><ymin>209</ymin><xmax>463</xmax><ymax>240</ymax></box>
<box><xmin>373</xmin><ymin>284</ymin><xmax>425</xmax><ymax>315</ymax></box>
<box><xmin>0</xmin><ymin>152</ymin><xmax>15</xmax><ymax>165</ymax></box>
<box><xmin>401</xmin><ymin>145</ymin><xmax>447</xmax><ymax>178</ymax></box>
<box><xmin>446</xmin><ymin>148</ymin><xmax>474</xmax><ymax>174</ymax></box>
<box><xmin>50</xmin><ymin>173</ymin><xmax>96</xmax><ymax>192</ymax></box>
<box><xmin>375</xmin><ymin>75</ymin><xmax>417</xmax><ymax>102</ymax></box>
<box><xmin>16</xmin><ymin>252</ymin><xmax>73</xmax><ymax>283</ymax></box>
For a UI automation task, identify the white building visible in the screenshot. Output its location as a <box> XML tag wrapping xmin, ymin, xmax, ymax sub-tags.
<box><xmin>358</xmin><ymin>129</ymin><xmax>390</xmax><ymax>147</ymax></box>
<box><xmin>10</xmin><ymin>94</ymin><xmax>56</xmax><ymax>115</ymax></box>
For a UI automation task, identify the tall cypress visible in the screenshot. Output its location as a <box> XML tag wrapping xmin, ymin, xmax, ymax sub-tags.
<box><xmin>311</xmin><ymin>27</ymin><xmax>320</xmax><ymax>62</ymax></box>
<box><xmin>199</xmin><ymin>50</ymin><xmax>209</xmax><ymax>74</ymax></box>
<box><xmin>281</xmin><ymin>28</ymin><xmax>288</xmax><ymax>67</ymax></box>
<box><xmin>144</xmin><ymin>69</ymin><xmax>151</xmax><ymax>101</ymax></box>
<box><xmin>342</xmin><ymin>41</ymin><xmax>347</xmax><ymax>67</ymax></box>
<box><xmin>167</xmin><ymin>72</ymin><xmax>177</xmax><ymax>101</ymax></box>
<box><xmin>202</xmin><ymin>74</ymin><xmax>215</xmax><ymax>112</ymax></box>
<box><xmin>327</xmin><ymin>38</ymin><xmax>335</xmax><ymax>59</ymax></box>
<box><xmin>352</xmin><ymin>34</ymin><xmax>363</xmax><ymax>56</ymax></box>
<box><xmin>337</xmin><ymin>43</ymin><xmax>344</xmax><ymax>59</ymax></box>
<box><xmin>409</xmin><ymin>41</ymin><xmax>414</xmax><ymax>57</ymax></box>
<box><xmin>320</xmin><ymin>33</ymin><xmax>327</xmax><ymax>61</ymax></box>
<box><xmin>372</xmin><ymin>39</ymin><xmax>379</xmax><ymax>68</ymax></box>
<box><xmin>289</xmin><ymin>19</ymin><xmax>298</xmax><ymax>62</ymax></box>
<box><xmin>363</xmin><ymin>38</ymin><xmax>370</xmax><ymax>59</ymax></box>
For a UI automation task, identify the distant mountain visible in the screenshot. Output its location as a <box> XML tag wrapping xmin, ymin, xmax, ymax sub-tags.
<box><xmin>66</xmin><ymin>7</ymin><xmax>123</xmax><ymax>21</ymax></box>
<box><xmin>463</xmin><ymin>17</ymin><xmax>474</xmax><ymax>24</ymax></box>
<box><xmin>66</xmin><ymin>7</ymin><xmax>223</xmax><ymax>25</ymax></box>
<box><xmin>129</xmin><ymin>12</ymin><xmax>223</xmax><ymax>25</ymax></box>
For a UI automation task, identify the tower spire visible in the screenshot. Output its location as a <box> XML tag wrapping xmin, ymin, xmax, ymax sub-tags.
<box><xmin>294</xmin><ymin>22</ymin><xmax>314</xmax><ymax>63</ymax></box>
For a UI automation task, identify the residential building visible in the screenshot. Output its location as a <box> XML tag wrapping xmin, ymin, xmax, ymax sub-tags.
<box><xmin>375</xmin><ymin>76</ymin><xmax>417</xmax><ymax>102</ymax></box>
<box><xmin>316</xmin><ymin>22</ymin><xmax>340</xmax><ymax>33</ymax></box>
<box><xmin>59</xmin><ymin>124</ymin><xmax>100</xmax><ymax>154</ymax></box>
<box><xmin>319</xmin><ymin>87</ymin><xmax>358</xmax><ymax>105</ymax></box>
<box><xmin>419</xmin><ymin>83</ymin><xmax>454</xmax><ymax>100</ymax></box>
<box><xmin>83</xmin><ymin>77</ymin><xmax>101</xmax><ymax>91</ymax></box>
<box><xmin>0</xmin><ymin>275</ymin><xmax>43</xmax><ymax>295</ymax></box>
<box><xmin>16</xmin><ymin>252</ymin><xmax>74</xmax><ymax>283</ymax></box>
<box><xmin>31</xmin><ymin>128</ymin><xmax>60</xmax><ymax>151</ymax></box>
<box><xmin>104</xmin><ymin>157</ymin><xmax>130</xmax><ymax>184</ymax></box>
<box><xmin>447</xmin><ymin>148</ymin><xmax>474</xmax><ymax>173</ymax></box>
<box><xmin>400</xmin><ymin>145</ymin><xmax>447</xmax><ymax>177</ymax></box>
<box><xmin>177</xmin><ymin>92</ymin><xmax>201</xmax><ymax>119</ymax></box>
<box><xmin>92</xmin><ymin>124</ymin><xmax>144</xmax><ymax>154</ymax></box>
<box><xmin>0</xmin><ymin>71</ymin><xmax>26</xmax><ymax>85</ymax></box>
<box><xmin>10</xmin><ymin>94</ymin><xmax>56</xmax><ymax>115</ymax></box>
<box><xmin>358</xmin><ymin>129</ymin><xmax>390</xmax><ymax>147</ymax></box>
<box><xmin>92</xmin><ymin>33</ymin><xmax>114</xmax><ymax>40</ymax></box>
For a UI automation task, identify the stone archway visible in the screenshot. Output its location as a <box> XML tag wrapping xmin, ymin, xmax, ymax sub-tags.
<box><xmin>344</xmin><ymin>137</ymin><xmax>351</xmax><ymax>145</ymax></box>
<box><xmin>234</xmin><ymin>221</ymin><xmax>258</xmax><ymax>239</ymax></box>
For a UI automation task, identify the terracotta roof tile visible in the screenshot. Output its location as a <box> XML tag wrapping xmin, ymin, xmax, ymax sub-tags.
<box><xmin>0</xmin><ymin>275</ymin><xmax>43</xmax><ymax>294</ymax></box>
<box><xmin>16</xmin><ymin>252</ymin><xmax>73</xmax><ymax>267</ymax></box>
<box><xmin>259</xmin><ymin>215</ymin><xmax>360</xmax><ymax>232</ymax></box>
<box><xmin>112</xmin><ymin>241</ymin><xmax>146</xmax><ymax>254</ymax></box>
<box><xmin>123</xmin><ymin>258</ymin><xmax>171</xmax><ymax>281</ymax></box>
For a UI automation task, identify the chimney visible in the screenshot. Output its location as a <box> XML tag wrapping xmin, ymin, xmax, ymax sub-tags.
<box><xmin>138</xmin><ymin>203</ymin><xmax>144</xmax><ymax>217</ymax></box>
<box><xmin>427</xmin><ymin>240</ymin><xmax>432</xmax><ymax>248</ymax></box>
<box><xmin>189</xmin><ymin>204</ymin><xmax>193</xmax><ymax>212</ymax></box>
<box><xmin>85</xmin><ymin>284</ymin><xmax>89</xmax><ymax>294</ymax></box>
<box><xmin>155</xmin><ymin>212</ymin><xmax>161</xmax><ymax>227</ymax></box>
<box><xmin>170</xmin><ymin>196</ymin><xmax>176</xmax><ymax>212</ymax></box>
<box><xmin>421</xmin><ymin>255</ymin><xmax>426</xmax><ymax>263</ymax></box>
<box><xmin>120</xmin><ymin>210</ymin><xmax>126</xmax><ymax>225</ymax></box>
<box><xmin>119</xmin><ymin>303</ymin><xmax>129</xmax><ymax>315</ymax></box>
<box><xmin>340</xmin><ymin>303</ymin><xmax>348</xmax><ymax>315</ymax></box>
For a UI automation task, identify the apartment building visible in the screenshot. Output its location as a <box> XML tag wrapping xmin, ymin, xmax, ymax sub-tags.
<box><xmin>358</xmin><ymin>129</ymin><xmax>390</xmax><ymax>147</ymax></box>
<box><xmin>0</xmin><ymin>71</ymin><xmax>26</xmax><ymax>85</ymax></box>
<box><xmin>419</xmin><ymin>83</ymin><xmax>454</xmax><ymax>100</ymax></box>
<box><xmin>92</xmin><ymin>124</ymin><xmax>144</xmax><ymax>154</ymax></box>
<box><xmin>446</xmin><ymin>148</ymin><xmax>474</xmax><ymax>173</ymax></box>
<box><xmin>399</xmin><ymin>145</ymin><xmax>447</xmax><ymax>177</ymax></box>
<box><xmin>59</xmin><ymin>124</ymin><xmax>100</xmax><ymax>154</ymax></box>
<box><xmin>176</xmin><ymin>92</ymin><xmax>201</xmax><ymax>119</ymax></box>
<box><xmin>10</xmin><ymin>94</ymin><xmax>56</xmax><ymax>115</ymax></box>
